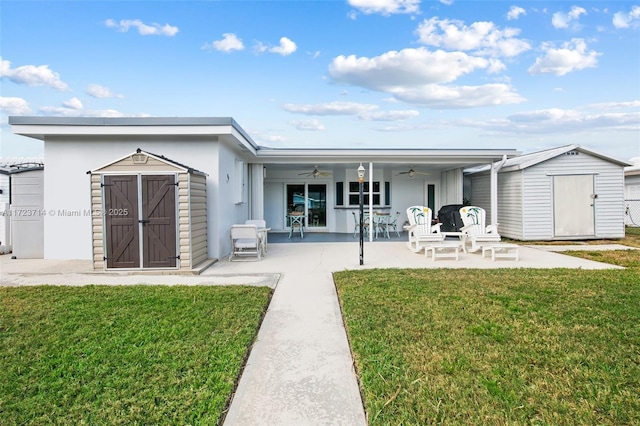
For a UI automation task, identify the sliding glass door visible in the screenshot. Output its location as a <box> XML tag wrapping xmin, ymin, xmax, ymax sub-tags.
<box><xmin>286</xmin><ymin>183</ymin><xmax>327</xmax><ymax>228</ymax></box>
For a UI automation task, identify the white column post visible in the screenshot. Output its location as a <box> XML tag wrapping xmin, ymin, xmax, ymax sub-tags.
<box><xmin>249</xmin><ymin>163</ymin><xmax>264</xmax><ymax>220</ymax></box>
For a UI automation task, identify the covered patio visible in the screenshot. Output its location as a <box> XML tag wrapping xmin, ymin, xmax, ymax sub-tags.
<box><xmin>255</xmin><ymin>148</ymin><xmax>518</xmax><ymax>237</ymax></box>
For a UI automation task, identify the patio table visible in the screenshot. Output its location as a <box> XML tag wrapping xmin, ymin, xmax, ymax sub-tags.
<box><xmin>442</xmin><ymin>231</ymin><xmax>468</xmax><ymax>253</ymax></box>
<box><xmin>373</xmin><ymin>212</ymin><xmax>391</xmax><ymax>239</ymax></box>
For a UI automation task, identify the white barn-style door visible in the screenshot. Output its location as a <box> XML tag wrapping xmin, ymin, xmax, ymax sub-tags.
<box><xmin>553</xmin><ymin>174</ymin><xmax>595</xmax><ymax>237</ymax></box>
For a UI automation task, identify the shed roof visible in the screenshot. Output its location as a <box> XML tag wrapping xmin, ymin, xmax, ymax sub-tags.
<box><xmin>89</xmin><ymin>148</ymin><xmax>207</xmax><ymax>176</ymax></box>
<box><xmin>0</xmin><ymin>158</ymin><xmax>44</xmax><ymax>175</ymax></box>
<box><xmin>467</xmin><ymin>144</ymin><xmax>632</xmax><ymax>174</ymax></box>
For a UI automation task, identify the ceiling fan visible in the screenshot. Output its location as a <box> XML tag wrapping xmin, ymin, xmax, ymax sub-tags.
<box><xmin>396</xmin><ymin>166</ymin><xmax>429</xmax><ymax>179</ymax></box>
<box><xmin>298</xmin><ymin>165</ymin><xmax>332</xmax><ymax>178</ymax></box>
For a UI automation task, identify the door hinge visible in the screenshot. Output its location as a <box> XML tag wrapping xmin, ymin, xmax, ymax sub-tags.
<box><xmin>100</xmin><ymin>183</ymin><xmax>113</xmax><ymax>187</ymax></box>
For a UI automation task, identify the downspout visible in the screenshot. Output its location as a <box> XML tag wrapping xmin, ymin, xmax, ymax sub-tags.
<box><xmin>490</xmin><ymin>155</ymin><xmax>508</xmax><ymax>226</ymax></box>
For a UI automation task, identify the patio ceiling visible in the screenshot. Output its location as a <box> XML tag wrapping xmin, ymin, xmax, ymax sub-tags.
<box><xmin>257</xmin><ymin>147</ymin><xmax>520</xmax><ymax>174</ymax></box>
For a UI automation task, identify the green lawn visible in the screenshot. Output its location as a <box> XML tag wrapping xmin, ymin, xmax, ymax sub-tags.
<box><xmin>335</xmin><ymin>268</ymin><xmax>640</xmax><ymax>425</ymax></box>
<box><xmin>0</xmin><ymin>285</ymin><xmax>272</xmax><ymax>425</ymax></box>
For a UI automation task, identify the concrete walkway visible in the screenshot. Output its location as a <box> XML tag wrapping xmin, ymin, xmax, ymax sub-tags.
<box><xmin>0</xmin><ymin>242</ymin><xmax>627</xmax><ymax>425</ymax></box>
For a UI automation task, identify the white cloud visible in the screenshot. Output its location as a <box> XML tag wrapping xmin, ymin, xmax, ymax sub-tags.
<box><xmin>415</xmin><ymin>17</ymin><xmax>531</xmax><ymax>57</ymax></box>
<box><xmin>457</xmin><ymin>105</ymin><xmax>640</xmax><ymax>135</ymax></box>
<box><xmin>328</xmin><ymin>47</ymin><xmax>525</xmax><ymax>108</ymax></box>
<box><xmin>284</xmin><ymin>101</ymin><xmax>378</xmax><ymax>116</ymax></box>
<box><xmin>613</xmin><ymin>5</ymin><xmax>640</xmax><ymax>28</ymax></box>
<box><xmin>391</xmin><ymin>83</ymin><xmax>525</xmax><ymax>108</ymax></box>
<box><xmin>62</xmin><ymin>97</ymin><xmax>83</xmax><ymax>110</ymax></box>
<box><xmin>329</xmin><ymin>48</ymin><xmax>492</xmax><ymax>90</ymax></box>
<box><xmin>360</xmin><ymin>109</ymin><xmax>419</xmax><ymax>121</ymax></box>
<box><xmin>506</xmin><ymin>6</ymin><xmax>526</xmax><ymax>20</ymax></box>
<box><xmin>0</xmin><ymin>96</ymin><xmax>32</xmax><ymax>115</ymax></box>
<box><xmin>86</xmin><ymin>84</ymin><xmax>123</xmax><ymax>99</ymax></box>
<box><xmin>269</xmin><ymin>37</ymin><xmax>297</xmax><ymax>56</ymax></box>
<box><xmin>290</xmin><ymin>119</ymin><xmax>325</xmax><ymax>131</ymax></box>
<box><xmin>202</xmin><ymin>33</ymin><xmax>245</xmax><ymax>53</ymax></box>
<box><xmin>283</xmin><ymin>101</ymin><xmax>419</xmax><ymax>121</ymax></box>
<box><xmin>528</xmin><ymin>38</ymin><xmax>599</xmax><ymax>76</ymax></box>
<box><xmin>37</xmin><ymin>99</ymin><xmax>151</xmax><ymax>118</ymax></box>
<box><xmin>551</xmin><ymin>5</ymin><xmax>587</xmax><ymax>29</ymax></box>
<box><xmin>348</xmin><ymin>0</ymin><xmax>420</xmax><ymax>15</ymax></box>
<box><xmin>254</xmin><ymin>37</ymin><xmax>297</xmax><ymax>56</ymax></box>
<box><xmin>38</xmin><ymin>106</ymin><xmax>121</xmax><ymax>117</ymax></box>
<box><xmin>0</xmin><ymin>57</ymin><xmax>69</xmax><ymax>90</ymax></box>
<box><xmin>105</xmin><ymin>19</ymin><xmax>179</xmax><ymax>36</ymax></box>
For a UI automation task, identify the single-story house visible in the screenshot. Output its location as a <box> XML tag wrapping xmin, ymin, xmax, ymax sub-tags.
<box><xmin>625</xmin><ymin>164</ymin><xmax>640</xmax><ymax>227</ymax></box>
<box><xmin>9</xmin><ymin>117</ymin><xmax>632</xmax><ymax>269</ymax></box>
<box><xmin>466</xmin><ymin>144</ymin><xmax>631</xmax><ymax>240</ymax></box>
<box><xmin>9</xmin><ymin>116</ymin><xmax>519</xmax><ymax>270</ymax></box>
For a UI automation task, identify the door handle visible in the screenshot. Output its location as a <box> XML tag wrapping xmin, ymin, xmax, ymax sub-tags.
<box><xmin>139</xmin><ymin>219</ymin><xmax>150</xmax><ymax>225</ymax></box>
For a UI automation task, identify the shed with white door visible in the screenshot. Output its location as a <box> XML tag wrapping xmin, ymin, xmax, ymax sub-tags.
<box><xmin>9</xmin><ymin>165</ymin><xmax>45</xmax><ymax>257</ymax></box>
<box><xmin>89</xmin><ymin>149</ymin><xmax>208</xmax><ymax>271</ymax></box>
<box><xmin>466</xmin><ymin>144</ymin><xmax>630</xmax><ymax>241</ymax></box>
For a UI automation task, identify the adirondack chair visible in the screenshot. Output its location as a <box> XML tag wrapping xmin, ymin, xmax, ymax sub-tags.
<box><xmin>406</xmin><ymin>206</ymin><xmax>444</xmax><ymax>253</ymax></box>
<box><xmin>459</xmin><ymin>206</ymin><xmax>501</xmax><ymax>252</ymax></box>
<box><xmin>229</xmin><ymin>224</ymin><xmax>262</xmax><ymax>261</ymax></box>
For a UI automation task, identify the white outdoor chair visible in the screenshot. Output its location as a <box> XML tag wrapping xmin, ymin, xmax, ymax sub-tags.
<box><xmin>352</xmin><ymin>211</ymin><xmax>370</xmax><ymax>238</ymax></box>
<box><xmin>245</xmin><ymin>219</ymin><xmax>268</xmax><ymax>254</ymax></box>
<box><xmin>406</xmin><ymin>206</ymin><xmax>444</xmax><ymax>253</ymax></box>
<box><xmin>388</xmin><ymin>211</ymin><xmax>401</xmax><ymax>237</ymax></box>
<box><xmin>459</xmin><ymin>206</ymin><xmax>501</xmax><ymax>252</ymax></box>
<box><xmin>229</xmin><ymin>224</ymin><xmax>262</xmax><ymax>261</ymax></box>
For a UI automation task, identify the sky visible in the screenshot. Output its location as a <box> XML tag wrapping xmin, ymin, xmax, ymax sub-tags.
<box><xmin>1</xmin><ymin>0</ymin><xmax>639</xmax><ymax>164</ymax></box>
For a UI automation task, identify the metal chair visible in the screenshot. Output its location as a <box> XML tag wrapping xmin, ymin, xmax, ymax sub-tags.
<box><xmin>388</xmin><ymin>211</ymin><xmax>401</xmax><ymax>237</ymax></box>
<box><xmin>352</xmin><ymin>211</ymin><xmax>370</xmax><ymax>237</ymax></box>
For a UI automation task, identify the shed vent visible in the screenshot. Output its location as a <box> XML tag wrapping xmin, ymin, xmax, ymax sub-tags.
<box><xmin>565</xmin><ymin>150</ymin><xmax>579</xmax><ymax>156</ymax></box>
<box><xmin>132</xmin><ymin>153</ymin><xmax>148</xmax><ymax>164</ymax></box>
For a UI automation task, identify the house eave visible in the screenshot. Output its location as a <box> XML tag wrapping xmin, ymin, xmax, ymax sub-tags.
<box><xmin>9</xmin><ymin>116</ymin><xmax>259</xmax><ymax>155</ymax></box>
<box><xmin>255</xmin><ymin>148</ymin><xmax>520</xmax><ymax>165</ymax></box>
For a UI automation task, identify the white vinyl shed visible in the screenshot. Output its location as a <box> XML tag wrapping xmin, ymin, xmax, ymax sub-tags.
<box><xmin>9</xmin><ymin>165</ymin><xmax>45</xmax><ymax>258</ymax></box>
<box><xmin>467</xmin><ymin>144</ymin><xmax>631</xmax><ymax>241</ymax></box>
<box><xmin>0</xmin><ymin>168</ymin><xmax>9</xmax><ymax>251</ymax></box>
<box><xmin>625</xmin><ymin>166</ymin><xmax>640</xmax><ymax>227</ymax></box>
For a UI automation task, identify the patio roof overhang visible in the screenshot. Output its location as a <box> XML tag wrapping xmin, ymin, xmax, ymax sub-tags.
<box><xmin>255</xmin><ymin>147</ymin><xmax>520</xmax><ymax>174</ymax></box>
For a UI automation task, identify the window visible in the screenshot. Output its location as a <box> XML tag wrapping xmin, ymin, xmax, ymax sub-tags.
<box><xmin>348</xmin><ymin>181</ymin><xmax>380</xmax><ymax>205</ymax></box>
<box><xmin>385</xmin><ymin>181</ymin><xmax>390</xmax><ymax>205</ymax></box>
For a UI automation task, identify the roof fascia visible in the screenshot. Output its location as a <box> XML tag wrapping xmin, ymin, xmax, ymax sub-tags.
<box><xmin>255</xmin><ymin>148</ymin><xmax>520</xmax><ymax>164</ymax></box>
<box><xmin>9</xmin><ymin>116</ymin><xmax>259</xmax><ymax>154</ymax></box>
